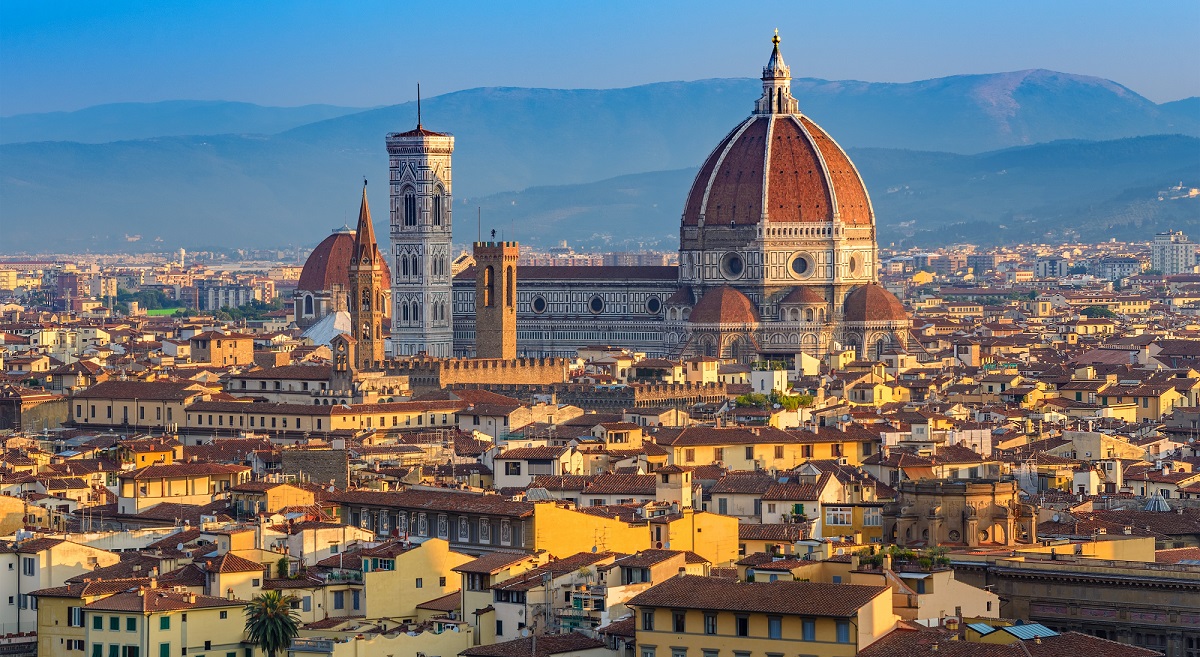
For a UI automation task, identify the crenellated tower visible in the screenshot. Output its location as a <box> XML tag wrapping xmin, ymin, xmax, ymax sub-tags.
<box><xmin>387</xmin><ymin>103</ymin><xmax>455</xmax><ymax>357</ymax></box>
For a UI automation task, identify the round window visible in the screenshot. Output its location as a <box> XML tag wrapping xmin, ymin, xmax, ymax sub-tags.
<box><xmin>720</xmin><ymin>252</ymin><xmax>744</xmax><ymax>279</ymax></box>
<box><xmin>849</xmin><ymin>255</ymin><xmax>859</xmax><ymax>275</ymax></box>
<box><xmin>646</xmin><ymin>297</ymin><xmax>662</xmax><ymax>314</ymax></box>
<box><xmin>531</xmin><ymin>296</ymin><xmax>547</xmax><ymax>314</ymax></box>
<box><xmin>790</xmin><ymin>254</ymin><xmax>811</xmax><ymax>278</ymax></box>
<box><xmin>589</xmin><ymin>296</ymin><xmax>605</xmax><ymax>314</ymax></box>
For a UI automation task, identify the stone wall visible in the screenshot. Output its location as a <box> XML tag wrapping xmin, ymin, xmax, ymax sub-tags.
<box><xmin>282</xmin><ymin>448</ymin><xmax>349</xmax><ymax>488</ymax></box>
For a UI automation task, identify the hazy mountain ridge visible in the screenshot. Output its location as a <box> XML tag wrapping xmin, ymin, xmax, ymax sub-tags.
<box><xmin>0</xmin><ymin>100</ymin><xmax>367</xmax><ymax>145</ymax></box>
<box><xmin>1</xmin><ymin>71</ymin><xmax>1198</xmax><ymax>251</ymax></box>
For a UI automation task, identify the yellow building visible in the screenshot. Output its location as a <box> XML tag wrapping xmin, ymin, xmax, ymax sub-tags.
<box><xmin>117</xmin><ymin>462</ymin><xmax>251</xmax><ymax>514</ymax></box>
<box><xmin>228</xmin><ymin>481</ymin><xmax>317</xmax><ymax>516</ymax></box>
<box><xmin>84</xmin><ymin>588</ymin><xmax>251</xmax><ymax>657</ymax></box>
<box><xmin>628</xmin><ymin>575</ymin><xmax>896</xmax><ymax>657</ymax></box>
<box><xmin>361</xmin><ymin>538</ymin><xmax>471</xmax><ymax>621</ymax></box>
<box><xmin>31</xmin><ymin>578</ymin><xmax>148</xmax><ymax>657</ymax></box>
<box><xmin>71</xmin><ymin>380</ymin><xmax>208</xmax><ymax>430</ymax></box>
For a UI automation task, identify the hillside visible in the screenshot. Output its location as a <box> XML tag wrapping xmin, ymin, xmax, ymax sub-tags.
<box><xmin>1</xmin><ymin>71</ymin><xmax>1197</xmax><ymax>251</ymax></box>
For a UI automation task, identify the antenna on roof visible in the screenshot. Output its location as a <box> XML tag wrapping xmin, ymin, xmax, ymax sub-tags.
<box><xmin>416</xmin><ymin>83</ymin><xmax>422</xmax><ymax>128</ymax></box>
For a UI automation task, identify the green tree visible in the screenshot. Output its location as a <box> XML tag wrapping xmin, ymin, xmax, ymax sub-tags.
<box><xmin>243</xmin><ymin>591</ymin><xmax>300</xmax><ymax>657</ymax></box>
<box><xmin>734</xmin><ymin>393</ymin><xmax>770</xmax><ymax>408</ymax></box>
<box><xmin>276</xmin><ymin>556</ymin><xmax>290</xmax><ymax>579</ymax></box>
<box><xmin>1081</xmin><ymin>305</ymin><xmax>1117</xmax><ymax>318</ymax></box>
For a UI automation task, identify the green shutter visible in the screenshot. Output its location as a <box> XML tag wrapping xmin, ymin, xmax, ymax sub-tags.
<box><xmin>160</xmin><ymin>645</ymin><xmax>170</xmax><ymax>657</ymax></box>
<box><xmin>92</xmin><ymin>644</ymin><xmax>103</xmax><ymax>657</ymax></box>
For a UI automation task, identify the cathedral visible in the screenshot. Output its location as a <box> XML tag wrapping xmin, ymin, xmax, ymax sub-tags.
<box><xmin>300</xmin><ymin>33</ymin><xmax>912</xmax><ymax>367</ymax></box>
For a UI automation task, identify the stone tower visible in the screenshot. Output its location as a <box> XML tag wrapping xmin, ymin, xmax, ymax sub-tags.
<box><xmin>387</xmin><ymin>111</ymin><xmax>454</xmax><ymax>357</ymax></box>
<box><xmin>349</xmin><ymin>184</ymin><xmax>385</xmax><ymax>369</ymax></box>
<box><xmin>473</xmin><ymin>241</ymin><xmax>518</xmax><ymax>359</ymax></box>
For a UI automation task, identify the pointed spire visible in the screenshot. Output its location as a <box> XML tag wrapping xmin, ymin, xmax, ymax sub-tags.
<box><xmin>764</xmin><ymin>28</ymin><xmax>789</xmax><ymax>80</ymax></box>
<box><xmin>353</xmin><ymin>180</ymin><xmax>378</xmax><ymax>266</ymax></box>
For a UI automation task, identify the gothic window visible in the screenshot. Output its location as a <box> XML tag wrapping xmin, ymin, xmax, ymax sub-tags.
<box><xmin>361</xmin><ymin>289</ymin><xmax>371</xmax><ymax>311</ymax></box>
<box><xmin>362</xmin><ymin>322</ymin><xmax>371</xmax><ymax>340</ymax></box>
<box><xmin>433</xmin><ymin>192</ymin><xmax>443</xmax><ymax>225</ymax></box>
<box><xmin>412</xmin><ymin>302</ymin><xmax>420</xmax><ymax>323</ymax></box>
<box><xmin>402</xmin><ymin>257</ymin><xmax>409</xmax><ymax>277</ymax></box>
<box><xmin>505</xmin><ymin>266</ymin><xmax>514</xmax><ymax>307</ymax></box>
<box><xmin>303</xmin><ymin>295</ymin><xmax>313</xmax><ymax>316</ymax></box>
<box><xmin>402</xmin><ymin>304</ymin><xmax>409</xmax><ymax>323</ymax></box>
<box><xmin>482</xmin><ymin>266</ymin><xmax>495</xmax><ymax>307</ymax></box>
<box><xmin>411</xmin><ymin>255</ymin><xmax>419</xmax><ymax>277</ymax></box>
<box><xmin>404</xmin><ymin>190</ymin><xmax>417</xmax><ymax>226</ymax></box>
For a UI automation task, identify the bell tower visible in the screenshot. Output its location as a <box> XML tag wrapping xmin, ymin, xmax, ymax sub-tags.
<box><xmin>349</xmin><ymin>182</ymin><xmax>385</xmax><ymax>369</ymax></box>
<box><xmin>473</xmin><ymin>241</ymin><xmax>519</xmax><ymax>359</ymax></box>
<box><xmin>387</xmin><ymin>92</ymin><xmax>455</xmax><ymax>358</ymax></box>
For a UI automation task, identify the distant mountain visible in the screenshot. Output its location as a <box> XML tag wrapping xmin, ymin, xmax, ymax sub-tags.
<box><xmin>461</xmin><ymin>135</ymin><xmax>1200</xmax><ymax>249</ymax></box>
<box><xmin>0</xmin><ymin>100</ymin><xmax>366</xmax><ymax>144</ymax></box>
<box><xmin>1</xmin><ymin>71</ymin><xmax>1198</xmax><ymax>251</ymax></box>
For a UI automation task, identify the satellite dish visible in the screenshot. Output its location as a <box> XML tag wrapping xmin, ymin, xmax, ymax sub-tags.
<box><xmin>1052</xmin><ymin>514</ymin><xmax>1060</xmax><ymax>523</ymax></box>
<box><xmin>663</xmin><ymin>542</ymin><xmax>670</xmax><ymax>549</ymax></box>
<box><xmin>591</xmin><ymin>546</ymin><xmax>597</xmax><ymax>553</ymax></box>
<box><xmin>520</xmin><ymin>628</ymin><xmax>530</xmax><ymax>638</ymax></box>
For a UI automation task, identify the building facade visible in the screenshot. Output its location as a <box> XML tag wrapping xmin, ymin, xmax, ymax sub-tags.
<box><xmin>1152</xmin><ymin>230</ymin><xmax>1197</xmax><ymax>275</ymax></box>
<box><xmin>447</xmin><ymin>34</ymin><xmax>911</xmax><ymax>363</ymax></box>
<box><xmin>387</xmin><ymin>118</ymin><xmax>455</xmax><ymax>357</ymax></box>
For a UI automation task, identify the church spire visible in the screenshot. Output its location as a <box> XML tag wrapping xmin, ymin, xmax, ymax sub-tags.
<box><xmin>353</xmin><ymin>179</ymin><xmax>378</xmax><ymax>266</ymax></box>
<box><xmin>755</xmin><ymin>30</ymin><xmax>799</xmax><ymax>115</ymax></box>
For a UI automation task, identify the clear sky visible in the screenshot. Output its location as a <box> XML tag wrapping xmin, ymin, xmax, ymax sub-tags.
<box><xmin>2</xmin><ymin>0</ymin><xmax>1198</xmax><ymax>116</ymax></box>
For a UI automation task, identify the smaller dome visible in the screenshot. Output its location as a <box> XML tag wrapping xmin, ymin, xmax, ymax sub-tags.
<box><xmin>844</xmin><ymin>284</ymin><xmax>908</xmax><ymax>323</ymax></box>
<box><xmin>690</xmin><ymin>286</ymin><xmax>760</xmax><ymax>324</ymax></box>
<box><xmin>780</xmin><ymin>286</ymin><xmax>826</xmax><ymax>305</ymax></box>
<box><xmin>298</xmin><ymin>228</ymin><xmax>392</xmax><ymax>293</ymax></box>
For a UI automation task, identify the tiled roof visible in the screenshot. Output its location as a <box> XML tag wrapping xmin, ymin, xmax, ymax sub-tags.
<box><xmin>452</xmin><ymin>552</ymin><xmax>536</xmax><ymax>575</ymax></box>
<box><xmin>844</xmin><ymin>284</ymin><xmax>908</xmax><ymax>323</ymax></box>
<box><xmin>689</xmin><ymin>286</ymin><xmax>759</xmax><ymax>324</ymax></box>
<box><xmin>328</xmin><ymin>489</ymin><xmax>534</xmax><ymax>518</ymax></box>
<box><xmin>415</xmin><ymin>589</ymin><xmax>460</xmax><ymax>612</ymax></box>
<box><xmin>460</xmin><ymin>632</ymin><xmax>605</xmax><ymax>657</ymax></box>
<box><xmin>31</xmin><ymin>578</ymin><xmax>149</xmax><ymax>599</ymax></box>
<box><xmin>737</xmin><ymin>523</ymin><xmax>807</xmax><ymax>542</ymax></box>
<box><xmin>492</xmin><ymin>552</ymin><xmax>616</xmax><ymax>592</ymax></box>
<box><xmin>627</xmin><ymin>575</ymin><xmax>886</xmax><ymax>617</ymax></box>
<box><xmin>85</xmin><ymin>588</ymin><xmax>242</xmax><ymax>612</ymax></box>
<box><xmin>74</xmin><ymin>380</ymin><xmax>206</xmax><ymax>401</ymax></box>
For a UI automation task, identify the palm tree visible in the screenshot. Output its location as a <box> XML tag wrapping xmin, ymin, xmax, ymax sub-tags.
<box><xmin>243</xmin><ymin>591</ymin><xmax>300</xmax><ymax>657</ymax></box>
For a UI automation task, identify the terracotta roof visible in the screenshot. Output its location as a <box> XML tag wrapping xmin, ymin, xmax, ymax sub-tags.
<box><xmin>31</xmin><ymin>578</ymin><xmax>150</xmax><ymax>599</ymax></box>
<box><xmin>681</xmin><ymin>111</ymin><xmax>872</xmax><ymax>227</ymax></box>
<box><xmin>205</xmin><ymin>552</ymin><xmax>265</xmax><ymax>574</ymax></box>
<box><xmin>738</xmin><ymin>523</ymin><xmax>807</xmax><ymax>542</ymax></box>
<box><xmin>689</xmin><ymin>286</ymin><xmax>759</xmax><ymax>324</ymax></box>
<box><xmin>297</xmin><ymin>228</ymin><xmax>392</xmax><ymax>293</ymax></box>
<box><xmin>627</xmin><ymin>575</ymin><xmax>886</xmax><ymax>617</ymax></box>
<box><xmin>453</xmin><ymin>552</ymin><xmax>535</xmax><ymax>575</ymax></box>
<box><xmin>780</xmin><ymin>286</ymin><xmax>826</xmax><ymax>305</ymax></box>
<box><xmin>85</xmin><ymin>588</ymin><xmax>242</xmax><ymax>612</ymax></box>
<box><xmin>459</xmin><ymin>633</ymin><xmax>605</xmax><ymax>657</ymax></box>
<box><xmin>73</xmin><ymin>380</ymin><xmax>205</xmax><ymax>401</ymax></box>
<box><xmin>328</xmin><ymin>489</ymin><xmax>534</xmax><ymax>518</ymax></box>
<box><xmin>415</xmin><ymin>589</ymin><xmax>461</xmax><ymax>612</ymax></box>
<box><xmin>843</xmin><ymin>284</ymin><xmax>908</xmax><ymax>323</ymax></box>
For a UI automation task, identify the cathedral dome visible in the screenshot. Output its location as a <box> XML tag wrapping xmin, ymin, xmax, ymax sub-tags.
<box><xmin>843</xmin><ymin>283</ymin><xmax>908</xmax><ymax>323</ymax></box>
<box><xmin>780</xmin><ymin>286</ymin><xmax>826</xmax><ymax>305</ymax></box>
<box><xmin>298</xmin><ymin>226</ymin><xmax>391</xmax><ymax>293</ymax></box>
<box><xmin>689</xmin><ymin>286</ymin><xmax>760</xmax><ymax>324</ymax></box>
<box><xmin>681</xmin><ymin>35</ymin><xmax>873</xmax><ymax>229</ymax></box>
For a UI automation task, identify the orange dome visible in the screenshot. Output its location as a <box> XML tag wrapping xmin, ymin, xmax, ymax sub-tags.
<box><xmin>843</xmin><ymin>284</ymin><xmax>908</xmax><ymax>323</ymax></box>
<box><xmin>689</xmin><ymin>286</ymin><xmax>760</xmax><ymax>324</ymax></box>
<box><xmin>298</xmin><ymin>227</ymin><xmax>391</xmax><ymax>293</ymax></box>
<box><xmin>682</xmin><ymin>114</ymin><xmax>873</xmax><ymax>228</ymax></box>
<box><xmin>681</xmin><ymin>34</ymin><xmax>873</xmax><ymax>229</ymax></box>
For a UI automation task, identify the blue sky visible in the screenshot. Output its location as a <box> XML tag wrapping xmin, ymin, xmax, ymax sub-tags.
<box><xmin>2</xmin><ymin>0</ymin><xmax>1198</xmax><ymax>115</ymax></box>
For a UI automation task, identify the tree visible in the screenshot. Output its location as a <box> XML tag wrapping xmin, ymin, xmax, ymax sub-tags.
<box><xmin>1081</xmin><ymin>305</ymin><xmax>1117</xmax><ymax>318</ymax></box>
<box><xmin>276</xmin><ymin>556</ymin><xmax>290</xmax><ymax>579</ymax></box>
<box><xmin>244</xmin><ymin>591</ymin><xmax>300</xmax><ymax>657</ymax></box>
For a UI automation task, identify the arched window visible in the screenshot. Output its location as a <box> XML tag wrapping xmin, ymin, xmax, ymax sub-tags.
<box><xmin>805</xmin><ymin>308</ymin><xmax>814</xmax><ymax>322</ymax></box>
<box><xmin>411</xmin><ymin>255</ymin><xmax>419</xmax><ymax>277</ymax></box>
<box><xmin>401</xmin><ymin>257</ymin><xmax>408</xmax><ymax>277</ymax></box>
<box><xmin>402</xmin><ymin>304</ymin><xmax>409</xmax><ymax>323</ymax></box>
<box><xmin>404</xmin><ymin>191</ymin><xmax>417</xmax><ymax>226</ymax></box>
<box><xmin>432</xmin><ymin>192</ymin><xmax>443</xmax><ymax>225</ymax></box>
<box><xmin>506</xmin><ymin>265</ymin><xmax>515</xmax><ymax>307</ymax></box>
<box><xmin>482</xmin><ymin>266</ymin><xmax>494</xmax><ymax>307</ymax></box>
<box><xmin>412</xmin><ymin>301</ymin><xmax>420</xmax><ymax>323</ymax></box>
<box><xmin>303</xmin><ymin>294</ymin><xmax>313</xmax><ymax>316</ymax></box>
<box><xmin>361</xmin><ymin>322</ymin><xmax>371</xmax><ymax>340</ymax></box>
<box><xmin>361</xmin><ymin>289</ymin><xmax>371</xmax><ymax>311</ymax></box>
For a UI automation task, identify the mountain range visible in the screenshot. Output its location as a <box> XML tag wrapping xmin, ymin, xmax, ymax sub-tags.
<box><xmin>0</xmin><ymin>70</ymin><xmax>1197</xmax><ymax>252</ymax></box>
